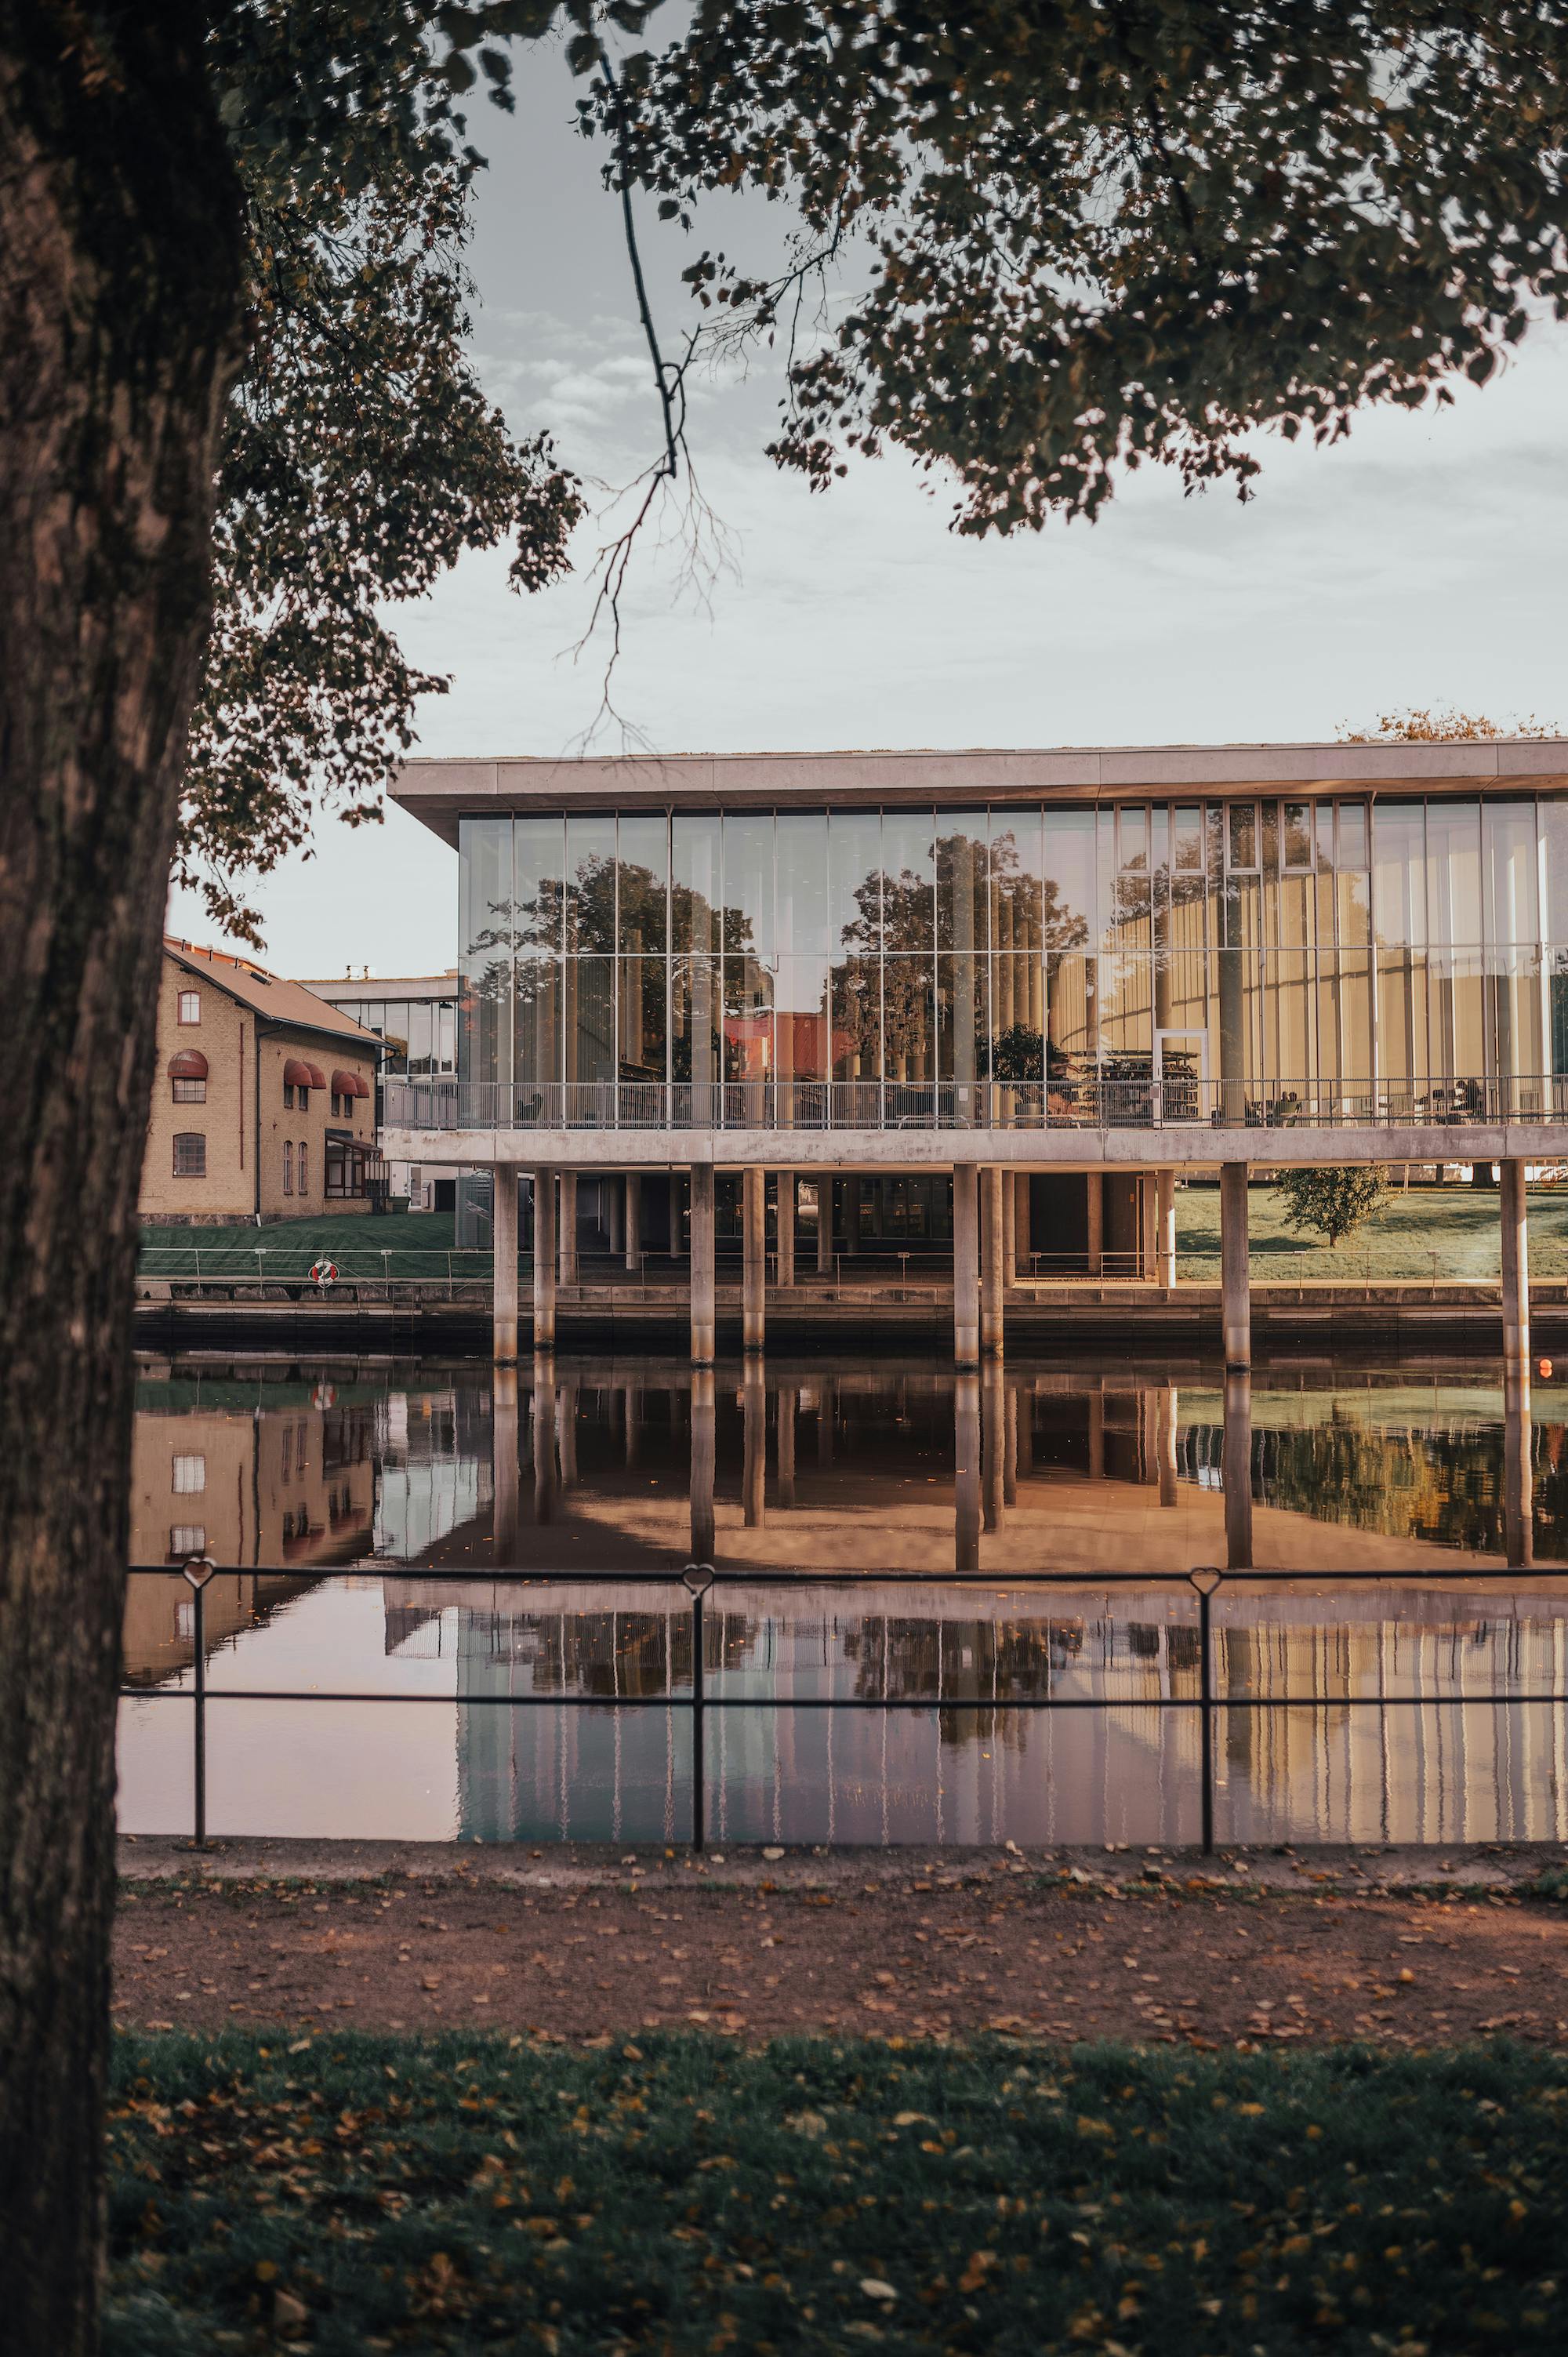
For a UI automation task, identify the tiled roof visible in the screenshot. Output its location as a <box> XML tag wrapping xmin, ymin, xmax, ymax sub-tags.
<box><xmin>163</xmin><ymin>940</ymin><xmax>381</xmax><ymax>1048</ymax></box>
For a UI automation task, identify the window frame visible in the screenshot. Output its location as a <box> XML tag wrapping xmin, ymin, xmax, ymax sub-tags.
<box><xmin>171</xmin><ymin>1076</ymin><xmax>206</xmax><ymax>1103</ymax></box>
<box><xmin>172</xmin><ymin>1131</ymin><xmax>206</xmax><ymax>1178</ymax></box>
<box><xmin>176</xmin><ymin>990</ymin><xmax>201</xmax><ymax>1025</ymax></box>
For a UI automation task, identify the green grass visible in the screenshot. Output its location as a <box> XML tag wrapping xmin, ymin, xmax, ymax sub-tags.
<box><xmin>106</xmin><ymin>2032</ymin><xmax>1568</xmax><ymax>2354</ymax></box>
<box><xmin>1177</xmin><ymin>1181</ymin><xmax>1568</xmax><ymax>1283</ymax></box>
<box><xmin>136</xmin><ymin>1211</ymin><xmax>479</xmax><ymax>1283</ymax></box>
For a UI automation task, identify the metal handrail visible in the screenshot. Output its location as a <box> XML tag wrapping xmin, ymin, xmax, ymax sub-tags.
<box><xmin>124</xmin><ymin>1560</ymin><xmax>1568</xmax><ymax>1857</ymax></box>
<box><xmin>383</xmin><ymin>1075</ymin><xmax>1568</xmax><ymax>1135</ymax></box>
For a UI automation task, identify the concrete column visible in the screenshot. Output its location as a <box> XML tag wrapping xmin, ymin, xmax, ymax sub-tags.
<box><xmin>689</xmin><ymin>1162</ymin><xmax>716</xmax><ymax>1367</ymax></box>
<box><xmin>1002</xmin><ymin>1171</ymin><xmax>1017</xmax><ymax>1284</ymax></box>
<box><xmin>1223</xmin><ymin>1368</ymin><xmax>1254</xmax><ymax>1570</ymax></box>
<box><xmin>689</xmin><ymin>1368</ymin><xmax>717</xmax><ymax>1563</ymax></box>
<box><xmin>492</xmin><ymin>1364</ymin><xmax>520</xmax><ymax>1561</ymax></box>
<box><xmin>1501</xmin><ymin>1157</ymin><xmax>1530</xmax><ymax>1371</ymax></box>
<box><xmin>1157</xmin><ymin>1169</ymin><xmax>1177</xmax><ymax>1289</ymax></box>
<box><xmin>954</xmin><ymin>1371</ymin><xmax>981</xmax><ymax>1571</ymax></box>
<box><xmin>608</xmin><ymin>1175</ymin><xmax>624</xmax><ymax>1256</ymax></box>
<box><xmin>1140</xmin><ymin>1171</ymin><xmax>1157</xmax><ymax>1280</ymax></box>
<box><xmin>981</xmin><ymin>1164</ymin><xmax>1005</xmax><ymax>1358</ymax></box>
<box><xmin>671</xmin><ymin>1171</ymin><xmax>688</xmax><ymax>1262</ymax></box>
<box><xmin>624</xmin><ymin>1173</ymin><xmax>641</xmax><ymax>1272</ymax></box>
<box><xmin>777</xmin><ymin>1385</ymin><xmax>797</xmax><ymax>1509</ymax></box>
<box><xmin>532</xmin><ymin>1167</ymin><xmax>557</xmax><ymax>1352</ymax></box>
<box><xmin>1004</xmin><ymin>1381</ymin><xmax>1018</xmax><ymax>1509</ymax></box>
<box><xmin>743</xmin><ymin>1164</ymin><xmax>766</xmax><ymax>1352</ymax></box>
<box><xmin>1086</xmin><ymin>1171</ymin><xmax>1104</xmax><ymax>1277</ymax></box>
<box><xmin>1014</xmin><ymin>1171</ymin><xmax>1031</xmax><ymax>1280</ymax></box>
<box><xmin>492</xmin><ymin>1164</ymin><xmax>520</xmax><ymax>1364</ymax></box>
<box><xmin>531</xmin><ymin>1353</ymin><xmax>557</xmax><ymax>1525</ymax></box>
<box><xmin>982</xmin><ymin>1361</ymin><xmax>1006</xmax><ymax>1533</ymax></box>
<box><xmin>777</xmin><ymin>1171</ymin><xmax>795</xmax><ymax>1289</ymax></box>
<box><xmin>817</xmin><ymin>1178</ymin><xmax>833</xmax><ymax>1275</ymax></box>
<box><xmin>1504</xmin><ymin>1362</ymin><xmax>1534</xmax><ymax>1570</ymax></box>
<box><xmin>743</xmin><ymin>1360</ymin><xmax>767</xmax><ymax>1527</ymax></box>
<box><xmin>558</xmin><ymin>1169</ymin><xmax>579</xmax><ymax>1284</ymax></box>
<box><xmin>844</xmin><ymin>1174</ymin><xmax>861</xmax><ymax>1257</ymax></box>
<box><xmin>952</xmin><ymin>1164</ymin><xmax>980</xmax><ymax>1368</ymax></box>
<box><xmin>1221</xmin><ymin>1160</ymin><xmax>1250</xmax><ymax>1370</ymax></box>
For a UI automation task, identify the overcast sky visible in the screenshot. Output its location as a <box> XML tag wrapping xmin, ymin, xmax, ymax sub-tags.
<box><xmin>168</xmin><ymin>44</ymin><xmax>1568</xmax><ymax>982</ymax></box>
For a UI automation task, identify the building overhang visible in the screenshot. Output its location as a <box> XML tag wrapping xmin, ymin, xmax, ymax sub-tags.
<box><xmin>393</xmin><ymin>742</ymin><xmax>1568</xmax><ymax>848</ymax></box>
<box><xmin>378</xmin><ymin>1123</ymin><xmax>1567</xmax><ymax>1172</ymax></box>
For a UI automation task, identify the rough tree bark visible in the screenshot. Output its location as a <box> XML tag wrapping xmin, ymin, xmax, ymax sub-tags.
<box><xmin>0</xmin><ymin>9</ymin><xmax>243</xmax><ymax>2349</ymax></box>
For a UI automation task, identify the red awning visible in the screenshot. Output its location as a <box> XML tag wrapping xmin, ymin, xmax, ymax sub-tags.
<box><xmin>331</xmin><ymin>1068</ymin><xmax>369</xmax><ymax>1099</ymax></box>
<box><xmin>167</xmin><ymin>1049</ymin><xmax>208</xmax><ymax>1080</ymax></box>
<box><xmin>283</xmin><ymin>1057</ymin><xmax>314</xmax><ymax>1088</ymax></box>
<box><xmin>303</xmin><ymin>1061</ymin><xmax>327</xmax><ymax>1090</ymax></box>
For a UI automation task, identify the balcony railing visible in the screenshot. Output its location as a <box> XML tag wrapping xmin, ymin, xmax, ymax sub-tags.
<box><xmin>383</xmin><ymin>1075</ymin><xmax>1568</xmax><ymax>1135</ymax></box>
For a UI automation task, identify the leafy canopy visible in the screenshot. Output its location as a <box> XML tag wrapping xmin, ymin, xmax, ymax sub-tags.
<box><xmin>187</xmin><ymin>3</ymin><xmax>1568</xmax><ymax>933</ymax></box>
<box><xmin>1276</xmin><ymin>1165</ymin><xmax>1391</xmax><ymax>1248</ymax></box>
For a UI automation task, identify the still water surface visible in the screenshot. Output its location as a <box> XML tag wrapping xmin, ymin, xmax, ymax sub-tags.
<box><xmin>122</xmin><ymin>1354</ymin><xmax>1568</xmax><ymax>1850</ymax></box>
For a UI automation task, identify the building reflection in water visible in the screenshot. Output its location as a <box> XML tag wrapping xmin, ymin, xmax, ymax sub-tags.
<box><xmin>122</xmin><ymin>1352</ymin><xmax>1568</xmax><ymax>1846</ymax></box>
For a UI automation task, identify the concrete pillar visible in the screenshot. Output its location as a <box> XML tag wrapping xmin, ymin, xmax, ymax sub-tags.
<box><xmin>743</xmin><ymin>1360</ymin><xmax>767</xmax><ymax>1527</ymax></box>
<box><xmin>558</xmin><ymin>1169</ymin><xmax>579</xmax><ymax>1284</ymax></box>
<box><xmin>844</xmin><ymin>1174</ymin><xmax>861</xmax><ymax>1257</ymax></box>
<box><xmin>742</xmin><ymin>1164</ymin><xmax>766</xmax><ymax>1351</ymax></box>
<box><xmin>777</xmin><ymin>1385</ymin><xmax>797</xmax><ymax>1509</ymax></box>
<box><xmin>1004</xmin><ymin>1381</ymin><xmax>1018</xmax><ymax>1509</ymax></box>
<box><xmin>608</xmin><ymin>1175</ymin><xmax>624</xmax><ymax>1255</ymax></box>
<box><xmin>624</xmin><ymin>1173</ymin><xmax>641</xmax><ymax>1272</ymax></box>
<box><xmin>532</xmin><ymin>1167</ymin><xmax>557</xmax><ymax>1352</ymax></box>
<box><xmin>492</xmin><ymin>1364</ymin><xmax>520</xmax><ymax>1560</ymax></box>
<box><xmin>1224</xmin><ymin>1368</ymin><xmax>1254</xmax><ymax>1571</ymax></box>
<box><xmin>531</xmin><ymin>1353</ymin><xmax>557</xmax><ymax>1526</ymax></box>
<box><xmin>954</xmin><ymin>1371</ymin><xmax>981</xmax><ymax>1571</ymax></box>
<box><xmin>689</xmin><ymin>1367</ymin><xmax>717</xmax><ymax>1564</ymax></box>
<box><xmin>1501</xmin><ymin>1157</ymin><xmax>1530</xmax><ymax>1371</ymax></box>
<box><xmin>1014</xmin><ymin>1171</ymin><xmax>1031</xmax><ymax>1280</ymax></box>
<box><xmin>671</xmin><ymin>1171</ymin><xmax>688</xmax><ymax>1261</ymax></box>
<box><xmin>689</xmin><ymin>1163</ymin><xmax>716</xmax><ymax>1367</ymax></box>
<box><xmin>492</xmin><ymin>1164</ymin><xmax>520</xmax><ymax>1364</ymax></box>
<box><xmin>981</xmin><ymin>1165</ymin><xmax>1005</xmax><ymax>1358</ymax></box>
<box><xmin>816</xmin><ymin>1178</ymin><xmax>833</xmax><ymax>1276</ymax></box>
<box><xmin>952</xmin><ymin>1164</ymin><xmax>980</xmax><ymax>1368</ymax></box>
<box><xmin>777</xmin><ymin>1171</ymin><xmax>795</xmax><ymax>1289</ymax></box>
<box><xmin>1221</xmin><ymin>1160</ymin><xmax>1250</xmax><ymax>1370</ymax></box>
<box><xmin>1086</xmin><ymin>1171</ymin><xmax>1104</xmax><ymax>1277</ymax></box>
<box><xmin>1002</xmin><ymin>1171</ymin><xmax>1017</xmax><ymax>1284</ymax></box>
<box><xmin>982</xmin><ymin>1361</ymin><xmax>1006</xmax><ymax>1533</ymax></box>
<box><xmin>1157</xmin><ymin>1169</ymin><xmax>1177</xmax><ymax>1289</ymax></box>
<box><xmin>1504</xmin><ymin>1362</ymin><xmax>1534</xmax><ymax>1570</ymax></box>
<box><xmin>1140</xmin><ymin>1171</ymin><xmax>1157</xmax><ymax>1280</ymax></box>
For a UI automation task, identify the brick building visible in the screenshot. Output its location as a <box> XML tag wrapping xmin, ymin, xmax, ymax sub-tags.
<box><xmin>141</xmin><ymin>940</ymin><xmax>380</xmax><ymax>1224</ymax></box>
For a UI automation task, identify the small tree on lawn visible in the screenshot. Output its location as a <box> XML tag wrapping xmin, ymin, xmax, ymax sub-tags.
<box><xmin>1276</xmin><ymin>1168</ymin><xmax>1390</xmax><ymax>1251</ymax></box>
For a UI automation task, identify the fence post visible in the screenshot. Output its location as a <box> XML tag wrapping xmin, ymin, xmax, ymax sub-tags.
<box><xmin>183</xmin><ymin>1556</ymin><xmax>216</xmax><ymax>1847</ymax></box>
<box><xmin>684</xmin><ymin>1564</ymin><xmax>712</xmax><ymax>1853</ymax></box>
<box><xmin>1189</xmin><ymin>1567</ymin><xmax>1221</xmax><ymax>1856</ymax></box>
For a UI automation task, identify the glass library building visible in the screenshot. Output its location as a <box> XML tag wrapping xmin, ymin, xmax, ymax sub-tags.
<box><xmin>383</xmin><ymin>743</ymin><xmax>1568</xmax><ymax>1282</ymax></box>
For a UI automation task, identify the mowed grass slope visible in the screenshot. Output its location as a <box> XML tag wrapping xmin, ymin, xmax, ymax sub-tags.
<box><xmin>107</xmin><ymin>2032</ymin><xmax>1568</xmax><ymax>2355</ymax></box>
<box><xmin>1177</xmin><ymin>1181</ymin><xmax>1568</xmax><ymax>1283</ymax></box>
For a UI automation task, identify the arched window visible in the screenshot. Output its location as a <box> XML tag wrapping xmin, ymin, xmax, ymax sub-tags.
<box><xmin>169</xmin><ymin>1048</ymin><xmax>208</xmax><ymax>1105</ymax></box>
<box><xmin>172</xmin><ymin>1132</ymin><xmax>205</xmax><ymax>1178</ymax></box>
<box><xmin>282</xmin><ymin>1140</ymin><xmax>293</xmax><ymax>1196</ymax></box>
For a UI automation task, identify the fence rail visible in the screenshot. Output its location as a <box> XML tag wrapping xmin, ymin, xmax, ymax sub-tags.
<box><xmin>125</xmin><ymin>1560</ymin><xmax>1568</xmax><ymax>1856</ymax></box>
<box><xmin>384</xmin><ymin>1075</ymin><xmax>1568</xmax><ymax>1135</ymax></box>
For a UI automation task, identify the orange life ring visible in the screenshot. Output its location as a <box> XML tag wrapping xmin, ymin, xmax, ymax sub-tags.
<box><xmin>309</xmin><ymin>1260</ymin><xmax>339</xmax><ymax>1289</ymax></box>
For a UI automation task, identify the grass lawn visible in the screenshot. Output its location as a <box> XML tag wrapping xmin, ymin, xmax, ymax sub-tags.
<box><xmin>136</xmin><ymin>1211</ymin><xmax>477</xmax><ymax>1283</ymax></box>
<box><xmin>106</xmin><ymin>2031</ymin><xmax>1567</xmax><ymax>2354</ymax></box>
<box><xmin>1177</xmin><ymin>1180</ymin><xmax>1568</xmax><ymax>1283</ymax></box>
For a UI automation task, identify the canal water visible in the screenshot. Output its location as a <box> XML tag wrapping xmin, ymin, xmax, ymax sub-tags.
<box><xmin>122</xmin><ymin>1354</ymin><xmax>1568</xmax><ymax>1850</ymax></box>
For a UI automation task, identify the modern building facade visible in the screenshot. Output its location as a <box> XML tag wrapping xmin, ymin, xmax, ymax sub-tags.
<box><xmin>383</xmin><ymin>743</ymin><xmax>1568</xmax><ymax>1367</ymax></box>
<box><xmin>141</xmin><ymin>941</ymin><xmax>380</xmax><ymax>1223</ymax></box>
<box><xmin>299</xmin><ymin>969</ymin><xmax>460</xmax><ymax>1209</ymax></box>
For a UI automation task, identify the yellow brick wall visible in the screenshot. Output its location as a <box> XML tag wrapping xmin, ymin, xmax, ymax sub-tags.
<box><xmin>257</xmin><ymin>1030</ymin><xmax>376</xmax><ymax>1218</ymax></box>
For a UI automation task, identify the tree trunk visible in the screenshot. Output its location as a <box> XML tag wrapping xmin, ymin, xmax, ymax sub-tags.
<box><xmin>0</xmin><ymin>12</ymin><xmax>242</xmax><ymax>2351</ymax></box>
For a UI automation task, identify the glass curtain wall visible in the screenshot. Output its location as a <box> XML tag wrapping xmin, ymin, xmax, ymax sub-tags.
<box><xmin>456</xmin><ymin>800</ymin><xmax>1567</xmax><ymax>1117</ymax></box>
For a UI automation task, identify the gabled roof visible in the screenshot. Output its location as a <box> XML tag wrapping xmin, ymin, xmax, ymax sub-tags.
<box><xmin>163</xmin><ymin>939</ymin><xmax>381</xmax><ymax>1049</ymax></box>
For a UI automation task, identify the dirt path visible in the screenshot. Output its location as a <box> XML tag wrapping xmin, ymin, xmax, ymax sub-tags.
<box><xmin>114</xmin><ymin>1858</ymin><xmax>1568</xmax><ymax>2048</ymax></box>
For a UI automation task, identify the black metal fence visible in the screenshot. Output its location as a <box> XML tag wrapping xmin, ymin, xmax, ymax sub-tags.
<box><xmin>122</xmin><ymin>1560</ymin><xmax>1568</xmax><ymax>1856</ymax></box>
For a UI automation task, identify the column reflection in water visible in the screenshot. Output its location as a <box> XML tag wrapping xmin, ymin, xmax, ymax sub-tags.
<box><xmin>743</xmin><ymin>1362</ymin><xmax>767</xmax><ymax>1529</ymax></box>
<box><xmin>531</xmin><ymin>1355</ymin><xmax>557</xmax><ymax>1525</ymax></box>
<box><xmin>776</xmin><ymin>1386</ymin><xmax>797</xmax><ymax>1510</ymax></box>
<box><xmin>954</xmin><ymin>1371</ymin><xmax>981</xmax><ymax>1571</ymax></box>
<box><xmin>1158</xmin><ymin>1383</ymin><xmax>1179</xmax><ymax>1509</ymax></box>
<box><xmin>1223</xmin><ymin>1369</ymin><xmax>1253</xmax><ymax>1571</ymax></box>
<box><xmin>982</xmin><ymin>1363</ymin><xmax>1006</xmax><ymax>1534</ymax></box>
<box><xmin>1504</xmin><ymin>1364</ymin><xmax>1534</xmax><ymax>1571</ymax></box>
<box><xmin>690</xmin><ymin>1368</ymin><xmax>717</xmax><ymax>1564</ymax></box>
<box><xmin>557</xmin><ymin>1376</ymin><xmax>579</xmax><ymax>1487</ymax></box>
<box><xmin>492</xmin><ymin>1365</ymin><xmax>520</xmax><ymax>1561</ymax></box>
<box><xmin>623</xmin><ymin>1382</ymin><xmax>642</xmax><ymax>1471</ymax></box>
